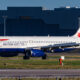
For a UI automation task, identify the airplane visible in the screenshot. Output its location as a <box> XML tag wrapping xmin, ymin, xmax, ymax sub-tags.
<box><xmin>0</xmin><ymin>27</ymin><xmax>80</xmax><ymax>59</ymax></box>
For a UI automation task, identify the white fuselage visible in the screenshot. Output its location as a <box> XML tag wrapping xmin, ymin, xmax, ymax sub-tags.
<box><xmin>0</xmin><ymin>36</ymin><xmax>79</xmax><ymax>48</ymax></box>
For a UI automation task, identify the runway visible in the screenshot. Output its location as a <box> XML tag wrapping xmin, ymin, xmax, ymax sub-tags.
<box><xmin>0</xmin><ymin>69</ymin><xmax>80</xmax><ymax>78</ymax></box>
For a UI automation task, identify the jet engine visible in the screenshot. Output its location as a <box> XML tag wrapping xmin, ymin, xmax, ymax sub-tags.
<box><xmin>23</xmin><ymin>49</ymin><xmax>47</xmax><ymax>59</ymax></box>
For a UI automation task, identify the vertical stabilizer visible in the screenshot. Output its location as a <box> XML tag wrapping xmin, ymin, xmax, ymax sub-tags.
<box><xmin>73</xmin><ymin>27</ymin><xmax>80</xmax><ymax>37</ymax></box>
<box><xmin>73</xmin><ymin>18</ymin><xmax>80</xmax><ymax>38</ymax></box>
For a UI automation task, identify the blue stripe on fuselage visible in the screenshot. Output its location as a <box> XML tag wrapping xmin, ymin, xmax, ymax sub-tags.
<box><xmin>0</xmin><ymin>48</ymin><xmax>25</xmax><ymax>53</ymax></box>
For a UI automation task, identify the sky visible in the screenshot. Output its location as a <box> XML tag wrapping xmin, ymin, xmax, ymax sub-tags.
<box><xmin>0</xmin><ymin>0</ymin><xmax>80</xmax><ymax>10</ymax></box>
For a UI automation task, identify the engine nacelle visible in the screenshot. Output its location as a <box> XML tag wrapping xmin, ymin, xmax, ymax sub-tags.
<box><xmin>31</xmin><ymin>49</ymin><xmax>45</xmax><ymax>57</ymax></box>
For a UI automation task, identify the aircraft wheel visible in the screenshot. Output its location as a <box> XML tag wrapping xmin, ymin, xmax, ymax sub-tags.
<box><xmin>23</xmin><ymin>52</ymin><xmax>30</xmax><ymax>60</ymax></box>
<box><xmin>42</xmin><ymin>54</ymin><xmax>47</xmax><ymax>59</ymax></box>
<box><xmin>23</xmin><ymin>55</ymin><xmax>30</xmax><ymax>59</ymax></box>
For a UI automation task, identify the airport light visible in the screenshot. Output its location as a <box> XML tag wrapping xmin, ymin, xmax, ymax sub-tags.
<box><xmin>2</xmin><ymin>16</ymin><xmax>7</xmax><ymax>36</ymax></box>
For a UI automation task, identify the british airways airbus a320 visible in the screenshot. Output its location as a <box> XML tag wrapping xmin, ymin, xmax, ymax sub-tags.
<box><xmin>0</xmin><ymin>27</ymin><xmax>80</xmax><ymax>59</ymax></box>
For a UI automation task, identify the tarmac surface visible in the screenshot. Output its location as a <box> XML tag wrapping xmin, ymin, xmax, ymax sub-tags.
<box><xmin>0</xmin><ymin>69</ymin><xmax>80</xmax><ymax>78</ymax></box>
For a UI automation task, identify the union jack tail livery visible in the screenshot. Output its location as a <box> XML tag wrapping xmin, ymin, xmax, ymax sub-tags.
<box><xmin>73</xmin><ymin>27</ymin><xmax>80</xmax><ymax>37</ymax></box>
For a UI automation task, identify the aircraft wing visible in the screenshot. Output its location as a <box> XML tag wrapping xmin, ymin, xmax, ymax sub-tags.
<box><xmin>26</xmin><ymin>42</ymin><xmax>79</xmax><ymax>51</ymax></box>
<box><xmin>40</xmin><ymin>42</ymin><xmax>79</xmax><ymax>51</ymax></box>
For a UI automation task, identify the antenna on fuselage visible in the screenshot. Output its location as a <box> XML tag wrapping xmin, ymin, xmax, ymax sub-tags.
<box><xmin>48</xmin><ymin>34</ymin><xmax>50</xmax><ymax>37</ymax></box>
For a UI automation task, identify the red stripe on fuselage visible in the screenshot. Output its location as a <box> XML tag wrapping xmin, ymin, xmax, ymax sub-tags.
<box><xmin>0</xmin><ymin>39</ymin><xmax>9</xmax><ymax>41</ymax></box>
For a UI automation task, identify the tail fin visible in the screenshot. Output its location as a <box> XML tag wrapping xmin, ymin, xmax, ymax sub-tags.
<box><xmin>73</xmin><ymin>27</ymin><xmax>80</xmax><ymax>37</ymax></box>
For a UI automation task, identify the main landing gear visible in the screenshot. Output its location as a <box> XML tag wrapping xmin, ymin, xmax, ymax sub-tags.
<box><xmin>42</xmin><ymin>54</ymin><xmax>47</xmax><ymax>59</ymax></box>
<box><xmin>23</xmin><ymin>50</ymin><xmax>31</xmax><ymax>60</ymax></box>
